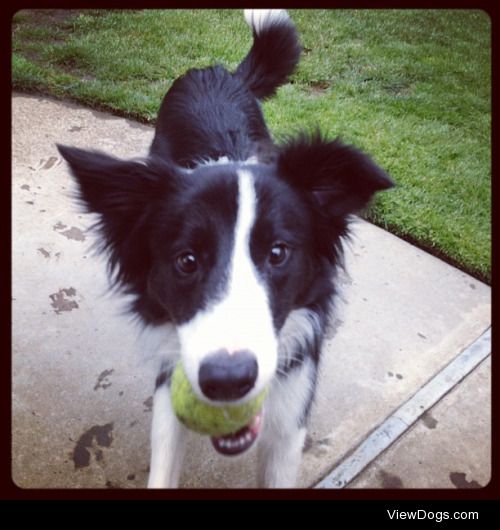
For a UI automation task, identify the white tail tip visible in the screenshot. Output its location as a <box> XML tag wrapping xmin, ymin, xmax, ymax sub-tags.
<box><xmin>244</xmin><ymin>9</ymin><xmax>290</xmax><ymax>34</ymax></box>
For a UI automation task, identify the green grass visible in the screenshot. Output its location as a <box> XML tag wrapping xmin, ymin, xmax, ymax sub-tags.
<box><xmin>12</xmin><ymin>9</ymin><xmax>491</xmax><ymax>283</ymax></box>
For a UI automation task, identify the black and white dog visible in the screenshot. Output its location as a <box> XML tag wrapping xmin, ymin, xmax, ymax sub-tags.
<box><xmin>58</xmin><ymin>9</ymin><xmax>393</xmax><ymax>488</ymax></box>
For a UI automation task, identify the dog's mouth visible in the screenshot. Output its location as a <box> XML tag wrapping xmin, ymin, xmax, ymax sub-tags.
<box><xmin>211</xmin><ymin>411</ymin><xmax>262</xmax><ymax>456</ymax></box>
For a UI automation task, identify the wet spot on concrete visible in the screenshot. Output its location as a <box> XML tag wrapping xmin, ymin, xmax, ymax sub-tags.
<box><xmin>94</xmin><ymin>369</ymin><xmax>114</xmax><ymax>391</ymax></box>
<box><xmin>49</xmin><ymin>287</ymin><xmax>79</xmax><ymax>314</ymax></box>
<box><xmin>63</xmin><ymin>227</ymin><xmax>86</xmax><ymax>241</ymax></box>
<box><xmin>469</xmin><ymin>283</ymin><xmax>476</xmax><ymax>290</ymax></box>
<box><xmin>127</xmin><ymin>474</ymin><xmax>136</xmax><ymax>481</ymax></box>
<box><xmin>420</xmin><ymin>411</ymin><xmax>438</xmax><ymax>429</ymax></box>
<box><xmin>396</xmin><ymin>373</ymin><xmax>403</xmax><ymax>380</ymax></box>
<box><xmin>418</xmin><ymin>332</ymin><xmax>427</xmax><ymax>339</ymax></box>
<box><xmin>53</xmin><ymin>221</ymin><xmax>67</xmax><ymax>231</ymax></box>
<box><xmin>379</xmin><ymin>469</ymin><xmax>403</xmax><ymax>488</ymax></box>
<box><xmin>53</xmin><ymin>222</ymin><xmax>86</xmax><ymax>241</ymax></box>
<box><xmin>37</xmin><ymin>247</ymin><xmax>50</xmax><ymax>259</ymax></box>
<box><xmin>69</xmin><ymin>125</ymin><xmax>83</xmax><ymax>132</ymax></box>
<box><xmin>21</xmin><ymin>184</ymin><xmax>30</xmax><ymax>191</ymax></box>
<box><xmin>25</xmin><ymin>201</ymin><xmax>34</xmax><ymax>205</ymax></box>
<box><xmin>42</xmin><ymin>156</ymin><xmax>58</xmax><ymax>170</ymax></box>
<box><xmin>449</xmin><ymin>472</ymin><xmax>481</xmax><ymax>489</ymax></box>
<box><xmin>129</xmin><ymin>420</ymin><xmax>138</xmax><ymax>428</ymax></box>
<box><xmin>72</xmin><ymin>423</ymin><xmax>114</xmax><ymax>469</ymax></box>
<box><xmin>387</xmin><ymin>371</ymin><xmax>394</xmax><ymax>377</ymax></box>
<box><xmin>143</xmin><ymin>396</ymin><xmax>153</xmax><ymax>412</ymax></box>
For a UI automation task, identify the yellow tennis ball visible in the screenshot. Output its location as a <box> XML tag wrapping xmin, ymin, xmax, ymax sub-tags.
<box><xmin>170</xmin><ymin>362</ymin><xmax>267</xmax><ymax>437</ymax></box>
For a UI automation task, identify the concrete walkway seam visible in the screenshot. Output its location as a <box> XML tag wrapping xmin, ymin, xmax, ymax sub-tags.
<box><xmin>314</xmin><ymin>326</ymin><xmax>491</xmax><ymax>488</ymax></box>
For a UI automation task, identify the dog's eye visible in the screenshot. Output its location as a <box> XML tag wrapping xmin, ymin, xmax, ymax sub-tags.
<box><xmin>268</xmin><ymin>243</ymin><xmax>289</xmax><ymax>267</ymax></box>
<box><xmin>176</xmin><ymin>252</ymin><xmax>198</xmax><ymax>275</ymax></box>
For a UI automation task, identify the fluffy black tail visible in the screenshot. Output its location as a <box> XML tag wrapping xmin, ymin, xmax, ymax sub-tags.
<box><xmin>234</xmin><ymin>9</ymin><xmax>301</xmax><ymax>100</ymax></box>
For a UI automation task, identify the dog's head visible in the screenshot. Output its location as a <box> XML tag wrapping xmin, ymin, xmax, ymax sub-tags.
<box><xmin>58</xmin><ymin>133</ymin><xmax>393</xmax><ymax>405</ymax></box>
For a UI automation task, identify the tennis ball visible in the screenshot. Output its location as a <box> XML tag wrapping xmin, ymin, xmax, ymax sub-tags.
<box><xmin>170</xmin><ymin>362</ymin><xmax>267</xmax><ymax>437</ymax></box>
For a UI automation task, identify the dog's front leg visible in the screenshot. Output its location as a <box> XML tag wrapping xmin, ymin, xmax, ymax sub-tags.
<box><xmin>147</xmin><ymin>382</ymin><xmax>188</xmax><ymax>488</ymax></box>
<box><xmin>257</xmin><ymin>422</ymin><xmax>307</xmax><ymax>488</ymax></box>
<box><xmin>257</xmin><ymin>359</ymin><xmax>317</xmax><ymax>488</ymax></box>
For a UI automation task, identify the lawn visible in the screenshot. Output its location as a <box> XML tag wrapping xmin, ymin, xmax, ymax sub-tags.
<box><xmin>12</xmin><ymin>9</ymin><xmax>491</xmax><ymax>283</ymax></box>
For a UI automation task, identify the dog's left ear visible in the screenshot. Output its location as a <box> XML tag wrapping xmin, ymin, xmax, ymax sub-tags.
<box><xmin>278</xmin><ymin>133</ymin><xmax>394</xmax><ymax>219</ymax></box>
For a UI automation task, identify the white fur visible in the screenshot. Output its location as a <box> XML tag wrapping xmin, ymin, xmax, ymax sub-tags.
<box><xmin>258</xmin><ymin>427</ymin><xmax>307</xmax><ymax>488</ymax></box>
<box><xmin>257</xmin><ymin>359</ymin><xmax>315</xmax><ymax>487</ymax></box>
<box><xmin>278</xmin><ymin>308</ymin><xmax>322</xmax><ymax>371</ymax></box>
<box><xmin>147</xmin><ymin>336</ymin><xmax>315</xmax><ymax>488</ymax></box>
<box><xmin>148</xmin><ymin>383</ymin><xmax>188</xmax><ymax>488</ymax></box>
<box><xmin>135</xmin><ymin>321</ymin><xmax>180</xmax><ymax>369</ymax></box>
<box><xmin>143</xmin><ymin>181</ymin><xmax>319</xmax><ymax>488</ymax></box>
<box><xmin>183</xmin><ymin>156</ymin><xmax>260</xmax><ymax>175</ymax></box>
<box><xmin>195</xmin><ymin>155</ymin><xmax>231</xmax><ymax>167</ymax></box>
<box><xmin>144</xmin><ymin>170</ymin><xmax>313</xmax><ymax>488</ymax></box>
<box><xmin>244</xmin><ymin>9</ymin><xmax>290</xmax><ymax>35</ymax></box>
<box><xmin>176</xmin><ymin>169</ymin><xmax>278</xmax><ymax>404</ymax></box>
<box><xmin>145</xmin><ymin>8</ymin><xmax>314</xmax><ymax>488</ymax></box>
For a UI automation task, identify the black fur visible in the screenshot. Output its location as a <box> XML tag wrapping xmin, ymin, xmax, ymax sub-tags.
<box><xmin>57</xmin><ymin>12</ymin><xmax>394</xmax><ymax>471</ymax></box>
<box><xmin>234</xmin><ymin>13</ymin><xmax>302</xmax><ymax>100</ymax></box>
<box><xmin>149</xmin><ymin>66</ymin><xmax>273</xmax><ymax>167</ymax></box>
<box><xmin>57</xmin><ymin>13</ymin><xmax>393</xmax><ymax>345</ymax></box>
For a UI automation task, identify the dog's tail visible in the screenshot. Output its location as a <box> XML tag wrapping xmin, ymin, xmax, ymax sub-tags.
<box><xmin>234</xmin><ymin>9</ymin><xmax>301</xmax><ymax>100</ymax></box>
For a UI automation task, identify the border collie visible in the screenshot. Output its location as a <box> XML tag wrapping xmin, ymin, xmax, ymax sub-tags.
<box><xmin>58</xmin><ymin>9</ymin><xmax>393</xmax><ymax>488</ymax></box>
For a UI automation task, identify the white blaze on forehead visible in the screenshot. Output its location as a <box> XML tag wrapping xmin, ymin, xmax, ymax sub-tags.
<box><xmin>177</xmin><ymin>169</ymin><xmax>278</xmax><ymax>403</ymax></box>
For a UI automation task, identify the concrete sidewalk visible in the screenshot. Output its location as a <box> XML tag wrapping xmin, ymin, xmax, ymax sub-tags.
<box><xmin>11</xmin><ymin>93</ymin><xmax>491</xmax><ymax>489</ymax></box>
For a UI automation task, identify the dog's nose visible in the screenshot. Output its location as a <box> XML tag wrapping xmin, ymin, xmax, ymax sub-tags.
<box><xmin>198</xmin><ymin>349</ymin><xmax>258</xmax><ymax>401</ymax></box>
